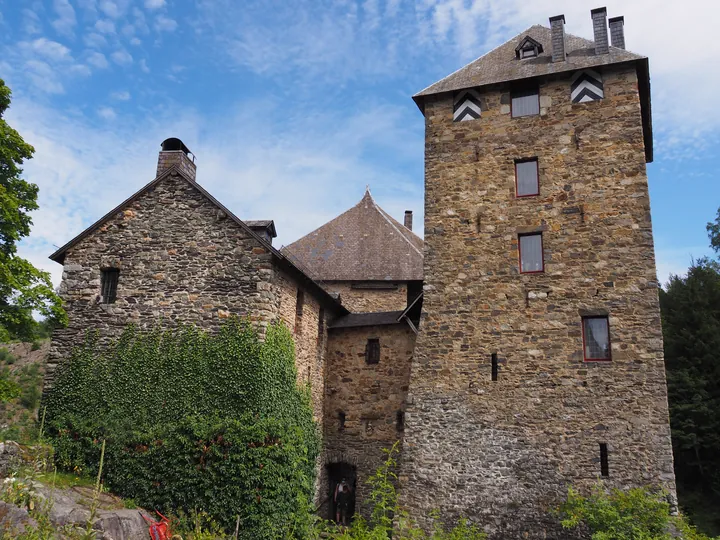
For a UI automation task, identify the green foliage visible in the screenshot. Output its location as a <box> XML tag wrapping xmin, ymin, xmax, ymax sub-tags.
<box><xmin>0</xmin><ymin>376</ymin><xmax>20</xmax><ymax>402</ymax></box>
<box><xmin>44</xmin><ymin>319</ymin><xmax>320</xmax><ymax>538</ymax></box>
<box><xmin>0</xmin><ymin>347</ymin><xmax>16</xmax><ymax>364</ymax></box>
<box><xmin>317</xmin><ymin>443</ymin><xmax>487</xmax><ymax>540</ymax></box>
<box><xmin>660</xmin><ymin>259</ymin><xmax>720</xmax><ymax>535</ymax></box>
<box><xmin>708</xmin><ymin>207</ymin><xmax>720</xmax><ymax>255</ymax></box>
<box><xmin>558</xmin><ymin>485</ymin><xmax>718</xmax><ymax>540</ymax></box>
<box><xmin>0</xmin><ymin>79</ymin><xmax>66</xmax><ymax>343</ymax></box>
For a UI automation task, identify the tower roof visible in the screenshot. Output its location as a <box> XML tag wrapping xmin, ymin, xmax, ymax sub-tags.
<box><xmin>414</xmin><ymin>25</ymin><xmax>645</xmax><ymax>100</ymax></box>
<box><xmin>283</xmin><ymin>189</ymin><xmax>423</xmax><ymax>282</ymax></box>
<box><xmin>413</xmin><ymin>23</ymin><xmax>652</xmax><ymax>162</ymax></box>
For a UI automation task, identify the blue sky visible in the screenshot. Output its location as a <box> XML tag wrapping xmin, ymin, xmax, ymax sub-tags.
<box><xmin>0</xmin><ymin>0</ymin><xmax>718</xmax><ymax>287</ymax></box>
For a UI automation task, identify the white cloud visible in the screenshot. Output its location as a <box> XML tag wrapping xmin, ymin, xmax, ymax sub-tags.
<box><xmin>97</xmin><ymin>106</ymin><xmax>117</xmax><ymax>120</ymax></box>
<box><xmin>87</xmin><ymin>51</ymin><xmax>109</xmax><ymax>69</ymax></box>
<box><xmin>24</xmin><ymin>60</ymin><xmax>65</xmax><ymax>94</ymax></box>
<box><xmin>130</xmin><ymin>37</ymin><xmax>142</xmax><ymax>46</ymax></box>
<box><xmin>98</xmin><ymin>0</ymin><xmax>122</xmax><ymax>18</ymax></box>
<box><xmin>110</xmin><ymin>90</ymin><xmax>131</xmax><ymax>100</ymax></box>
<box><xmin>22</xmin><ymin>38</ymin><xmax>72</xmax><ymax>61</ymax></box>
<box><xmin>139</xmin><ymin>58</ymin><xmax>150</xmax><ymax>73</ymax></box>
<box><xmin>52</xmin><ymin>0</ymin><xmax>77</xmax><ymax>37</ymax></box>
<box><xmin>22</xmin><ymin>8</ymin><xmax>42</xmax><ymax>35</ymax></box>
<box><xmin>155</xmin><ymin>15</ymin><xmax>177</xmax><ymax>32</ymax></box>
<box><xmin>94</xmin><ymin>19</ymin><xmax>116</xmax><ymax>34</ymax></box>
<box><xmin>110</xmin><ymin>49</ymin><xmax>133</xmax><ymax>65</ymax></box>
<box><xmin>8</xmin><ymin>95</ymin><xmax>421</xmax><ymax>288</ymax></box>
<box><xmin>144</xmin><ymin>0</ymin><xmax>165</xmax><ymax>8</ymax></box>
<box><xmin>84</xmin><ymin>32</ymin><xmax>108</xmax><ymax>48</ymax></box>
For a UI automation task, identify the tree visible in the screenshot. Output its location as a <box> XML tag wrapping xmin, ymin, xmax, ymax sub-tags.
<box><xmin>660</xmin><ymin>259</ymin><xmax>720</xmax><ymax>535</ymax></box>
<box><xmin>708</xmin><ymin>208</ymin><xmax>720</xmax><ymax>255</ymax></box>
<box><xmin>0</xmin><ymin>79</ymin><xmax>66</xmax><ymax>341</ymax></box>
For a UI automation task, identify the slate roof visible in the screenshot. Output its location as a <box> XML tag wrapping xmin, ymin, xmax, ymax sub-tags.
<box><xmin>49</xmin><ymin>167</ymin><xmax>348</xmax><ymax>315</ymax></box>
<box><xmin>328</xmin><ymin>310</ymin><xmax>405</xmax><ymax>329</ymax></box>
<box><xmin>283</xmin><ymin>189</ymin><xmax>423</xmax><ymax>282</ymax></box>
<box><xmin>413</xmin><ymin>23</ymin><xmax>653</xmax><ymax>161</ymax></box>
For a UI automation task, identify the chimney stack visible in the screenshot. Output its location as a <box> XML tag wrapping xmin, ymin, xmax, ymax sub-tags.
<box><xmin>549</xmin><ymin>15</ymin><xmax>566</xmax><ymax>62</ymax></box>
<box><xmin>157</xmin><ymin>137</ymin><xmax>196</xmax><ymax>181</ymax></box>
<box><xmin>609</xmin><ymin>16</ymin><xmax>625</xmax><ymax>49</ymax></box>
<box><xmin>404</xmin><ymin>210</ymin><xmax>413</xmax><ymax>231</ymax></box>
<box><xmin>591</xmin><ymin>7</ymin><xmax>609</xmax><ymax>55</ymax></box>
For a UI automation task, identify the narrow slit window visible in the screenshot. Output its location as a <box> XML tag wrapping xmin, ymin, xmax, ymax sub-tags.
<box><xmin>491</xmin><ymin>353</ymin><xmax>498</xmax><ymax>381</ymax></box>
<box><xmin>295</xmin><ymin>289</ymin><xmax>304</xmax><ymax>334</ymax></box>
<box><xmin>396</xmin><ymin>411</ymin><xmax>405</xmax><ymax>431</ymax></box>
<box><xmin>599</xmin><ymin>443</ymin><xmax>609</xmax><ymax>477</ymax></box>
<box><xmin>582</xmin><ymin>316</ymin><xmax>611</xmax><ymax>361</ymax></box>
<box><xmin>511</xmin><ymin>88</ymin><xmax>540</xmax><ymax>117</ymax></box>
<box><xmin>519</xmin><ymin>233</ymin><xmax>544</xmax><ymax>273</ymax></box>
<box><xmin>338</xmin><ymin>412</ymin><xmax>346</xmax><ymax>431</ymax></box>
<box><xmin>100</xmin><ymin>268</ymin><xmax>119</xmax><ymax>304</ymax></box>
<box><xmin>365</xmin><ymin>338</ymin><xmax>380</xmax><ymax>365</ymax></box>
<box><xmin>515</xmin><ymin>159</ymin><xmax>539</xmax><ymax>197</ymax></box>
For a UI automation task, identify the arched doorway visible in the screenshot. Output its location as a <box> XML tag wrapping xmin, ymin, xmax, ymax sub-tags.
<box><xmin>327</xmin><ymin>462</ymin><xmax>357</xmax><ymax>523</ymax></box>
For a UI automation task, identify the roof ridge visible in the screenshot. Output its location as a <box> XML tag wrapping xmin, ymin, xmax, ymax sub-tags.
<box><xmin>371</xmin><ymin>198</ymin><xmax>423</xmax><ymax>257</ymax></box>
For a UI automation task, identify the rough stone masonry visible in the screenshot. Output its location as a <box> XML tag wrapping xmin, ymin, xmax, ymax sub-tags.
<box><xmin>399</xmin><ymin>14</ymin><xmax>675</xmax><ymax>539</ymax></box>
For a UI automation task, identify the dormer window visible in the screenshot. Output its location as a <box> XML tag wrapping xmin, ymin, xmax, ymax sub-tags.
<box><xmin>515</xmin><ymin>36</ymin><xmax>543</xmax><ymax>59</ymax></box>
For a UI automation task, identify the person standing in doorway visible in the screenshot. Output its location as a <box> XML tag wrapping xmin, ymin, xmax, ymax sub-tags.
<box><xmin>334</xmin><ymin>478</ymin><xmax>352</xmax><ymax>526</ymax></box>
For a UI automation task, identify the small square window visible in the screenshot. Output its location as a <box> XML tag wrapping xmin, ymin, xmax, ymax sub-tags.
<box><xmin>521</xmin><ymin>47</ymin><xmax>537</xmax><ymax>58</ymax></box>
<box><xmin>100</xmin><ymin>268</ymin><xmax>119</xmax><ymax>304</ymax></box>
<box><xmin>511</xmin><ymin>88</ymin><xmax>540</xmax><ymax>117</ymax></box>
<box><xmin>365</xmin><ymin>338</ymin><xmax>380</xmax><ymax>365</ymax></box>
<box><xmin>519</xmin><ymin>233</ymin><xmax>543</xmax><ymax>273</ymax></box>
<box><xmin>582</xmin><ymin>316</ymin><xmax>611</xmax><ymax>361</ymax></box>
<box><xmin>515</xmin><ymin>159</ymin><xmax>539</xmax><ymax>197</ymax></box>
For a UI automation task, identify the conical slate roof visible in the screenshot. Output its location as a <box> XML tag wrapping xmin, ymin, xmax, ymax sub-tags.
<box><xmin>283</xmin><ymin>189</ymin><xmax>423</xmax><ymax>281</ymax></box>
<box><xmin>414</xmin><ymin>24</ymin><xmax>646</xmax><ymax>100</ymax></box>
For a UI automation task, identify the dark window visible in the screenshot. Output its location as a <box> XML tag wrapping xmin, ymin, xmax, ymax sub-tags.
<box><xmin>491</xmin><ymin>353</ymin><xmax>498</xmax><ymax>382</ymax></box>
<box><xmin>338</xmin><ymin>412</ymin><xmax>346</xmax><ymax>431</ymax></box>
<box><xmin>521</xmin><ymin>46</ymin><xmax>538</xmax><ymax>58</ymax></box>
<box><xmin>295</xmin><ymin>289</ymin><xmax>304</xmax><ymax>334</ymax></box>
<box><xmin>582</xmin><ymin>316</ymin><xmax>611</xmax><ymax>361</ymax></box>
<box><xmin>396</xmin><ymin>411</ymin><xmax>405</xmax><ymax>431</ymax></box>
<box><xmin>511</xmin><ymin>88</ymin><xmax>540</xmax><ymax>117</ymax></box>
<box><xmin>318</xmin><ymin>308</ymin><xmax>325</xmax><ymax>343</ymax></box>
<box><xmin>365</xmin><ymin>338</ymin><xmax>380</xmax><ymax>365</ymax></box>
<box><xmin>519</xmin><ymin>233</ymin><xmax>544</xmax><ymax>273</ymax></box>
<box><xmin>600</xmin><ymin>443</ymin><xmax>609</xmax><ymax>477</ymax></box>
<box><xmin>515</xmin><ymin>159</ymin><xmax>539</xmax><ymax>197</ymax></box>
<box><xmin>100</xmin><ymin>268</ymin><xmax>119</xmax><ymax>304</ymax></box>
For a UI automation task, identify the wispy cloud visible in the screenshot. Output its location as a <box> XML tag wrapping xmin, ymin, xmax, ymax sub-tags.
<box><xmin>51</xmin><ymin>0</ymin><xmax>77</xmax><ymax>37</ymax></box>
<box><xmin>87</xmin><ymin>51</ymin><xmax>109</xmax><ymax>69</ymax></box>
<box><xmin>21</xmin><ymin>38</ymin><xmax>72</xmax><ymax>62</ymax></box>
<box><xmin>144</xmin><ymin>0</ymin><xmax>165</xmax><ymax>9</ymax></box>
<box><xmin>97</xmin><ymin>106</ymin><xmax>117</xmax><ymax>119</ymax></box>
<box><xmin>155</xmin><ymin>15</ymin><xmax>177</xmax><ymax>32</ymax></box>
<box><xmin>110</xmin><ymin>90</ymin><xmax>131</xmax><ymax>101</ymax></box>
<box><xmin>110</xmin><ymin>48</ymin><xmax>133</xmax><ymax>65</ymax></box>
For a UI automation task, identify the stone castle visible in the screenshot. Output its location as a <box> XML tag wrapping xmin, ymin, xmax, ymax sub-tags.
<box><xmin>47</xmin><ymin>9</ymin><xmax>675</xmax><ymax>538</ymax></box>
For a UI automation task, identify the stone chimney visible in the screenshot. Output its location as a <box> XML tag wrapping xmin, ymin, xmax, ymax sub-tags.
<box><xmin>157</xmin><ymin>137</ymin><xmax>196</xmax><ymax>181</ymax></box>
<box><xmin>609</xmin><ymin>16</ymin><xmax>625</xmax><ymax>49</ymax></box>
<box><xmin>591</xmin><ymin>7</ymin><xmax>609</xmax><ymax>55</ymax></box>
<box><xmin>549</xmin><ymin>15</ymin><xmax>566</xmax><ymax>62</ymax></box>
<box><xmin>404</xmin><ymin>210</ymin><xmax>413</xmax><ymax>231</ymax></box>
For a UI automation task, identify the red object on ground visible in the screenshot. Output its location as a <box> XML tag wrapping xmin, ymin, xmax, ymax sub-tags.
<box><xmin>140</xmin><ymin>510</ymin><xmax>172</xmax><ymax>540</ymax></box>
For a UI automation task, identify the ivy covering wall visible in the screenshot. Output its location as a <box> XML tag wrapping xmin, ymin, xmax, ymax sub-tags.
<box><xmin>43</xmin><ymin>319</ymin><xmax>320</xmax><ymax>538</ymax></box>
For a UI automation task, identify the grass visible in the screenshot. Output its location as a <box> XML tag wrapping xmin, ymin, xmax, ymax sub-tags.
<box><xmin>43</xmin><ymin>471</ymin><xmax>97</xmax><ymax>490</ymax></box>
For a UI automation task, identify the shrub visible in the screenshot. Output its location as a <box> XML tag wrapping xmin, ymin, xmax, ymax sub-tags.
<box><xmin>0</xmin><ymin>377</ymin><xmax>21</xmax><ymax>402</ymax></box>
<box><xmin>44</xmin><ymin>319</ymin><xmax>320</xmax><ymax>539</ymax></box>
<box><xmin>558</xmin><ymin>484</ymin><xmax>719</xmax><ymax>540</ymax></box>
<box><xmin>0</xmin><ymin>348</ymin><xmax>16</xmax><ymax>365</ymax></box>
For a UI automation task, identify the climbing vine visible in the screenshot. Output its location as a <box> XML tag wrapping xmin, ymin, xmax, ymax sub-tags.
<box><xmin>43</xmin><ymin>319</ymin><xmax>320</xmax><ymax>538</ymax></box>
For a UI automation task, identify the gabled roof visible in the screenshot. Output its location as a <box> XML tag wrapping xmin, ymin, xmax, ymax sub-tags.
<box><xmin>413</xmin><ymin>24</ymin><xmax>652</xmax><ymax>161</ymax></box>
<box><xmin>282</xmin><ymin>189</ymin><xmax>423</xmax><ymax>282</ymax></box>
<box><xmin>49</xmin><ymin>166</ymin><xmax>348</xmax><ymax>315</ymax></box>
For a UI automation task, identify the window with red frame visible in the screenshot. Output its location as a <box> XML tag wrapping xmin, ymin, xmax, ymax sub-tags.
<box><xmin>519</xmin><ymin>233</ymin><xmax>543</xmax><ymax>273</ymax></box>
<box><xmin>515</xmin><ymin>159</ymin><xmax>539</xmax><ymax>197</ymax></box>
<box><xmin>582</xmin><ymin>316</ymin><xmax>611</xmax><ymax>361</ymax></box>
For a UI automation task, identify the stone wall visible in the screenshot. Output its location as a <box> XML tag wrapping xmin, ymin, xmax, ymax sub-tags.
<box><xmin>323</xmin><ymin>281</ymin><xmax>408</xmax><ymax>313</ymax></box>
<box><xmin>399</xmin><ymin>65</ymin><xmax>676</xmax><ymax>538</ymax></box>
<box><xmin>274</xmin><ymin>269</ymin><xmax>327</xmax><ymax>424</ymax></box>
<box><xmin>320</xmin><ymin>322</ymin><xmax>415</xmax><ymax>519</ymax></box>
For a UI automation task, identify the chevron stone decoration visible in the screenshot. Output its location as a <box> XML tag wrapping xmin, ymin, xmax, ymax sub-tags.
<box><xmin>571</xmin><ymin>69</ymin><xmax>604</xmax><ymax>103</ymax></box>
<box><xmin>453</xmin><ymin>89</ymin><xmax>482</xmax><ymax>121</ymax></box>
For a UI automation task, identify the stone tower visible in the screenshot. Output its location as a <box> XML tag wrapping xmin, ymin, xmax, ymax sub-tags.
<box><xmin>399</xmin><ymin>10</ymin><xmax>675</xmax><ymax>538</ymax></box>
